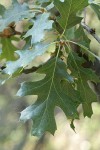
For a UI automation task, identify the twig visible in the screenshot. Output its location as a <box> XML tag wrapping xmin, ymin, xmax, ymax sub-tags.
<box><xmin>81</xmin><ymin>22</ymin><xmax>100</xmax><ymax>44</ymax></box>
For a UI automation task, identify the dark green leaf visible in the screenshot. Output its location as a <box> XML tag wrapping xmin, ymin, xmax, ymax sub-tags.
<box><xmin>67</xmin><ymin>52</ymin><xmax>99</xmax><ymax>117</ymax></box>
<box><xmin>54</xmin><ymin>0</ymin><xmax>88</xmax><ymax>30</ymax></box>
<box><xmin>17</xmin><ymin>58</ymin><xmax>79</xmax><ymax>136</ymax></box>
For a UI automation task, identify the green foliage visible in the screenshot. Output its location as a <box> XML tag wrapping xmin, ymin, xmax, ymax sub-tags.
<box><xmin>24</xmin><ymin>13</ymin><xmax>53</xmax><ymax>44</ymax></box>
<box><xmin>0</xmin><ymin>37</ymin><xmax>18</xmax><ymax>60</ymax></box>
<box><xmin>17</xmin><ymin>58</ymin><xmax>79</xmax><ymax>136</ymax></box>
<box><xmin>54</xmin><ymin>0</ymin><xmax>88</xmax><ymax>29</ymax></box>
<box><xmin>0</xmin><ymin>0</ymin><xmax>100</xmax><ymax>137</ymax></box>
<box><xmin>0</xmin><ymin>0</ymin><xmax>35</xmax><ymax>32</ymax></box>
<box><xmin>67</xmin><ymin>52</ymin><xmax>99</xmax><ymax>117</ymax></box>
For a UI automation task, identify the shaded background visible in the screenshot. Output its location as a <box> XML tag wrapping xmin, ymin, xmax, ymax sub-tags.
<box><xmin>0</xmin><ymin>0</ymin><xmax>100</xmax><ymax>150</ymax></box>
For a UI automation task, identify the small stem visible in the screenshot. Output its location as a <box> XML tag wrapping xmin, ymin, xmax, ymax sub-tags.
<box><xmin>81</xmin><ymin>22</ymin><xmax>100</xmax><ymax>44</ymax></box>
<box><xmin>65</xmin><ymin>39</ymin><xmax>100</xmax><ymax>61</ymax></box>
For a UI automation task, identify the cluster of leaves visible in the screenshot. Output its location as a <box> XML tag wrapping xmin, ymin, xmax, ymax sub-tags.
<box><xmin>0</xmin><ymin>0</ymin><xmax>100</xmax><ymax>137</ymax></box>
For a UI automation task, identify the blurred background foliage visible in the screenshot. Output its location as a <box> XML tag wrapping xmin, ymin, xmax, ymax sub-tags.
<box><xmin>0</xmin><ymin>0</ymin><xmax>100</xmax><ymax>150</ymax></box>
